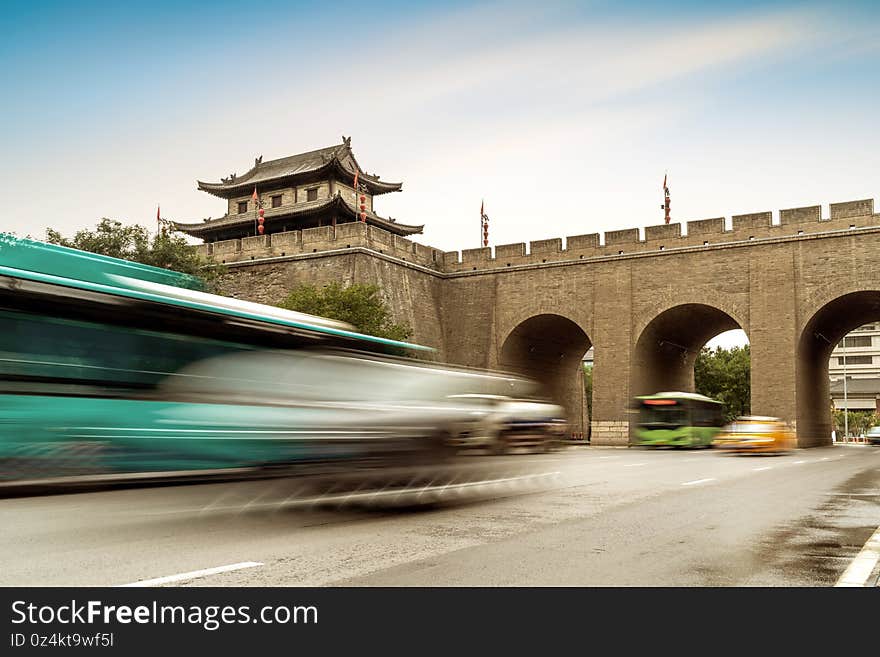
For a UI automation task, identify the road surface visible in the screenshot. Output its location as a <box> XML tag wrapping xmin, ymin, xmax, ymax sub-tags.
<box><xmin>1</xmin><ymin>444</ymin><xmax>879</xmax><ymax>586</ymax></box>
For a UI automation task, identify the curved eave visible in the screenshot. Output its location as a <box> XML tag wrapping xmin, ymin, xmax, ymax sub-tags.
<box><xmin>196</xmin><ymin>157</ymin><xmax>402</xmax><ymax>198</ymax></box>
<box><xmin>171</xmin><ymin>195</ymin><xmax>422</xmax><ymax>238</ymax></box>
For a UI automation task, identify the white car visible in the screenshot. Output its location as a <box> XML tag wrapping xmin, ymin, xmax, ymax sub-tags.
<box><xmin>446</xmin><ymin>394</ymin><xmax>568</xmax><ymax>454</ymax></box>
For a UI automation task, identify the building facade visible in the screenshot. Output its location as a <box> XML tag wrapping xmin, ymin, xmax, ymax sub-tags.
<box><xmin>829</xmin><ymin>322</ymin><xmax>880</xmax><ymax>412</ymax></box>
<box><xmin>171</xmin><ymin>137</ymin><xmax>422</xmax><ymax>243</ymax></box>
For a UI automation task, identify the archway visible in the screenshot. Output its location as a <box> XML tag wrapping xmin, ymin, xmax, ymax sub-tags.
<box><xmin>797</xmin><ymin>291</ymin><xmax>880</xmax><ymax>447</ymax></box>
<box><xmin>499</xmin><ymin>314</ymin><xmax>592</xmax><ymax>435</ymax></box>
<box><xmin>632</xmin><ymin>304</ymin><xmax>746</xmax><ymax>397</ymax></box>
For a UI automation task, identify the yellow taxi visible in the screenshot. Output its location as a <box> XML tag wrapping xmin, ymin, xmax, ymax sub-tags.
<box><xmin>712</xmin><ymin>416</ymin><xmax>796</xmax><ymax>454</ymax></box>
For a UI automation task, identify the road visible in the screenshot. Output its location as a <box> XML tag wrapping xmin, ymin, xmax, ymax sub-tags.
<box><xmin>2</xmin><ymin>444</ymin><xmax>879</xmax><ymax>586</ymax></box>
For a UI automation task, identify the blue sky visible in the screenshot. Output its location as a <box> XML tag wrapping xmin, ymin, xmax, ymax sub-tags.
<box><xmin>1</xmin><ymin>0</ymin><xmax>878</xmax><ymax>326</ymax></box>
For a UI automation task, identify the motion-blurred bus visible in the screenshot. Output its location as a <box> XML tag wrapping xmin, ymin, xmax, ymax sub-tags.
<box><xmin>634</xmin><ymin>391</ymin><xmax>724</xmax><ymax>448</ymax></box>
<box><xmin>0</xmin><ymin>235</ymin><xmax>505</xmax><ymax>491</ymax></box>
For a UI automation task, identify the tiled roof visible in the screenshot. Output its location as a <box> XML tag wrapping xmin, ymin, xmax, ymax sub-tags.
<box><xmin>171</xmin><ymin>194</ymin><xmax>422</xmax><ymax>238</ymax></box>
<box><xmin>196</xmin><ymin>139</ymin><xmax>401</xmax><ymax>198</ymax></box>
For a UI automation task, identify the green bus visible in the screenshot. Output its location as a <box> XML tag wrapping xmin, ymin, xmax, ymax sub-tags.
<box><xmin>0</xmin><ymin>234</ymin><xmax>444</xmax><ymax>488</ymax></box>
<box><xmin>634</xmin><ymin>391</ymin><xmax>724</xmax><ymax>448</ymax></box>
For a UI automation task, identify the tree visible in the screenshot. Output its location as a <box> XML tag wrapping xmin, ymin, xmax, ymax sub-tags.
<box><xmin>694</xmin><ymin>344</ymin><xmax>750</xmax><ymax>422</ymax></box>
<box><xmin>45</xmin><ymin>218</ymin><xmax>223</xmax><ymax>291</ymax></box>
<box><xmin>278</xmin><ymin>282</ymin><xmax>412</xmax><ymax>342</ymax></box>
<box><xmin>833</xmin><ymin>409</ymin><xmax>878</xmax><ymax>438</ymax></box>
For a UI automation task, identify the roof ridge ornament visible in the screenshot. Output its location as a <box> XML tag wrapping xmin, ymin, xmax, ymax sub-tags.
<box><xmin>255</xmin><ymin>155</ymin><xmax>263</xmax><ymax>167</ymax></box>
<box><xmin>342</xmin><ymin>135</ymin><xmax>351</xmax><ymax>148</ymax></box>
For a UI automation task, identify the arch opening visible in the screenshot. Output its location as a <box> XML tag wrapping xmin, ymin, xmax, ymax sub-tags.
<box><xmin>500</xmin><ymin>314</ymin><xmax>591</xmax><ymax>436</ymax></box>
<box><xmin>632</xmin><ymin>304</ymin><xmax>746</xmax><ymax>399</ymax></box>
<box><xmin>797</xmin><ymin>291</ymin><xmax>880</xmax><ymax>447</ymax></box>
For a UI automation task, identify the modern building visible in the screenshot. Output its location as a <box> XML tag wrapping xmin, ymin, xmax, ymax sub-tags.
<box><xmin>171</xmin><ymin>137</ymin><xmax>423</xmax><ymax>242</ymax></box>
<box><xmin>829</xmin><ymin>322</ymin><xmax>880</xmax><ymax>412</ymax></box>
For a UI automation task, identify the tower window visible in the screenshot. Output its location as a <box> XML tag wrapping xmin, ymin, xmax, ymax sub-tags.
<box><xmin>271</xmin><ymin>195</ymin><xmax>282</xmax><ymax>208</ymax></box>
<box><xmin>237</xmin><ymin>201</ymin><xmax>248</xmax><ymax>214</ymax></box>
<box><xmin>307</xmin><ymin>188</ymin><xmax>318</xmax><ymax>202</ymax></box>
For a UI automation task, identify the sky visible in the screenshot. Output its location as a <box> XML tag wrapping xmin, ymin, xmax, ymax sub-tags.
<box><xmin>1</xmin><ymin>0</ymin><xmax>878</xmax><ymax>348</ymax></box>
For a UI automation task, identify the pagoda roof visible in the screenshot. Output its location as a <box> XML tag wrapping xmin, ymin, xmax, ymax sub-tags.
<box><xmin>197</xmin><ymin>137</ymin><xmax>402</xmax><ymax>198</ymax></box>
<box><xmin>171</xmin><ymin>194</ymin><xmax>423</xmax><ymax>239</ymax></box>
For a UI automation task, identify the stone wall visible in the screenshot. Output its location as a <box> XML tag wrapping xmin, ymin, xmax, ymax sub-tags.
<box><xmin>203</xmin><ymin>197</ymin><xmax>880</xmax><ymax>446</ymax></box>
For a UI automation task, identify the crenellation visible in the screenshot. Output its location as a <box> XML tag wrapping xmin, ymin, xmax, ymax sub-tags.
<box><xmin>270</xmin><ymin>231</ymin><xmax>302</xmax><ymax>250</ymax></box>
<box><xmin>604</xmin><ymin>228</ymin><xmax>640</xmax><ymax>246</ymax></box>
<box><xmin>368</xmin><ymin>226</ymin><xmax>394</xmax><ymax>248</ymax></box>
<box><xmin>565</xmin><ymin>234</ymin><xmax>599</xmax><ymax>250</ymax></box>
<box><xmin>830</xmin><ymin>199</ymin><xmax>874</xmax><ymax>219</ymax></box>
<box><xmin>302</xmin><ymin>226</ymin><xmax>333</xmax><ymax>244</ymax></box>
<box><xmin>732</xmin><ymin>211</ymin><xmax>772</xmax><ymax>231</ymax></box>
<box><xmin>213</xmin><ymin>238</ymin><xmax>241</xmax><ymax>255</ymax></box>
<box><xmin>198</xmin><ymin>198</ymin><xmax>878</xmax><ymax>276</ymax></box>
<box><xmin>686</xmin><ymin>217</ymin><xmax>725</xmax><ymax>236</ymax></box>
<box><xmin>393</xmin><ymin>235</ymin><xmax>414</xmax><ymax>254</ymax></box>
<box><xmin>443</xmin><ymin>251</ymin><xmax>461</xmax><ymax>267</ymax></box>
<box><xmin>780</xmin><ymin>205</ymin><xmax>821</xmax><ymax>225</ymax></box>
<box><xmin>495</xmin><ymin>242</ymin><xmax>526</xmax><ymax>258</ymax></box>
<box><xmin>644</xmin><ymin>223</ymin><xmax>681</xmax><ymax>242</ymax></box>
<box><xmin>241</xmin><ymin>235</ymin><xmax>270</xmax><ymax>251</ymax></box>
<box><xmin>529</xmin><ymin>238</ymin><xmax>562</xmax><ymax>254</ymax></box>
<box><xmin>335</xmin><ymin>222</ymin><xmax>368</xmax><ymax>240</ymax></box>
<box><xmin>461</xmin><ymin>247</ymin><xmax>492</xmax><ymax>265</ymax></box>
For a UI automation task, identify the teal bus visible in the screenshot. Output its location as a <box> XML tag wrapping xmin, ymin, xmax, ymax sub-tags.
<box><xmin>634</xmin><ymin>391</ymin><xmax>724</xmax><ymax>448</ymax></box>
<box><xmin>0</xmin><ymin>234</ymin><xmax>451</xmax><ymax>489</ymax></box>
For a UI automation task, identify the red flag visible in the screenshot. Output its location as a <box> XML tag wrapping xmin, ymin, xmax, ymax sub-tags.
<box><xmin>662</xmin><ymin>173</ymin><xmax>667</xmax><ymax>190</ymax></box>
<box><xmin>481</xmin><ymin>200</ymin><xmax>484</xmax><ymax>218</ymax></box>
<box><xmin>157</xmin><ymin>204</ymin><xmax>160</xmax><ymax>232</ymax></box>
<box><xmin>252</xmin><ymin>187</ymin><xmax>258</xmax><ymax>204</ymax></box>
<box><xmin>353</xmin><ymin>170</ymin><xmax>359</xmax><ymax>193</ymax></box>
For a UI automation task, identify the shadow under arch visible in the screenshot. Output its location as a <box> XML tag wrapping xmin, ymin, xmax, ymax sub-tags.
<box><xmin>499</xmin><ymin>314</ymin><xmax>592</xmax><ymax>434</ymax></box>
<box><xmin>632</xmin><ymin>303</ymin><xmax>747</xmax><ymax>398</ymax></box>
<box><xmin>797</xmin><ymin>291</ymin><xmax>880</xmax><ymax>447</ymax></box>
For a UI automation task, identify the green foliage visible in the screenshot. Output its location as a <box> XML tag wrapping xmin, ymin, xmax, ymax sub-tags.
<box><xmin>45</xmin><ymin>218</ymin><xmax>223</xmax><ymax>291</ymax></box>
<box><xmin>278</xmin><ymin>282</ymin><xmax>412</xmax><ymax>342</ymax></box>
<box><xmin>832</xmin><ymin>409</ymin><xmax>878</xmax><ymax>437</ymax></box>
<box><xmin>694</xmin><ymin>344</ymin><xmax>750</xmax><ymax>422</ymax></box>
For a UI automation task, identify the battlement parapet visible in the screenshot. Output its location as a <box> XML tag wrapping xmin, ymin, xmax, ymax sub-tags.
<box><xmin>732</xmin><ymin>211</ymin><xmax>771</xmax><ymax>231</ymax></box>
<box><xmin>687</xmin><ymin>217</ymin><xmax>725</xmax><ymax>236</ymax></box>
<box><xmin>495</xmin><ymin>242</ymin><xmax>526</xmax><ymax>259</ymax></box>
<box><xmin>199</xmin><ymin>197</ymin><xmax>877</xmax><ymax>271</ymax></box>
<box><xmin>780</xmin><ymin>205</ymin><xmax>821</xmax><ymax>225</ymax></box>
<box><xmin>605</xmin><ymin>228</ymin><xmax>640</xmax><ymax>246</ymax></box>
<box><xmin>645</xmin><ymin>223</ymin><xmax>681</xmax><ymax>242</ymax></box>
<box><xmin>831</xmin><ymin>199</ymin><xmax>873</xmax><ymax>219</ymax></box>
<box><xmin>530</xmin><ymin>238</ymin><xmax>562</xmax><ymax>254</ymax></box>
<box><xmin>566</xmin><ymin>234</ymin><xmax>599</xmax><ymax>250</ymax></box>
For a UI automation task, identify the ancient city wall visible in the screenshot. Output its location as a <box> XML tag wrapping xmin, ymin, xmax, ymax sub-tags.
<box><xmin>197</xmin><ymin>221</ymin><xmax>445</xmax><ymax>270</ymax></box>
<box><xmin>439</xmin><ymin>199</ymin><xmax>877</xmax><ymax>272</ymax></box>
<box><xmin>203</xmin><ymin>197</ymin><xmax>880</xmax><ymax>446</ymax></box>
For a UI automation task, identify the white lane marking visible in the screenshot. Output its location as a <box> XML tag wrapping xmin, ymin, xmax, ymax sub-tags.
<box><xmin>793</xmin><ymin>460</ymin><xmax>805</xmax><ymax>464</ymax></box>
<box><xmin>682</xmin><ymin>478</ymin><xmax>715</xmax><ymax>486</ymax></box>
<box><xmin>120</xmin><ymin>562</ymin><xmax>263</xmax><ymax>587</ymax></box>
<box><xmin>820</xmin><ymin>457</ymin><xmax>829</xmax><ymax>461</ymax></box>
<box><xmin>624</xmin><ymin>463</ymin><xmax>647</xmax><ymax>467</ymax></box>
<box><xmin>753</xmin><ymin>466</ymin><xmax>772</xmax><ymax>472</ymax></box>
<box><xmin>598</xmin><ymin>456</ymin><xmax>619</xmax><ymax>460</ymax></box>
<box><xmin>836</xmin><ymin>525</ymin><xmax>880</xmax><ymax>587</ymax></box>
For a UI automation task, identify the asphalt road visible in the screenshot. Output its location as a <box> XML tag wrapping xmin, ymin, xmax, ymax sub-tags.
<box><xmin>2</xmin><ymin>444</ymin><xmax>879</xmax><ymax>586</ymax></box>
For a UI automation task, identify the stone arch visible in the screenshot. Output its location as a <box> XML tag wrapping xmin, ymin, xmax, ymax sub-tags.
<box><xmin>499</xmin><ymin>314</ymin><xmax>592</xmax><ymax>434</ymax></box>
<box><xmin>633</xmin><ymin>293</ymin><xmax>749</xmax><ymax>345</ymax></box>
<box><xmin>632</xmin><ymin>303</ymin><xmax>749</xmax><ymax>399</ymax></box>
<box><xmin>796</xmin><ymin>290</ymin><xmax>880</xmax><ymax>447</ymax></box>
